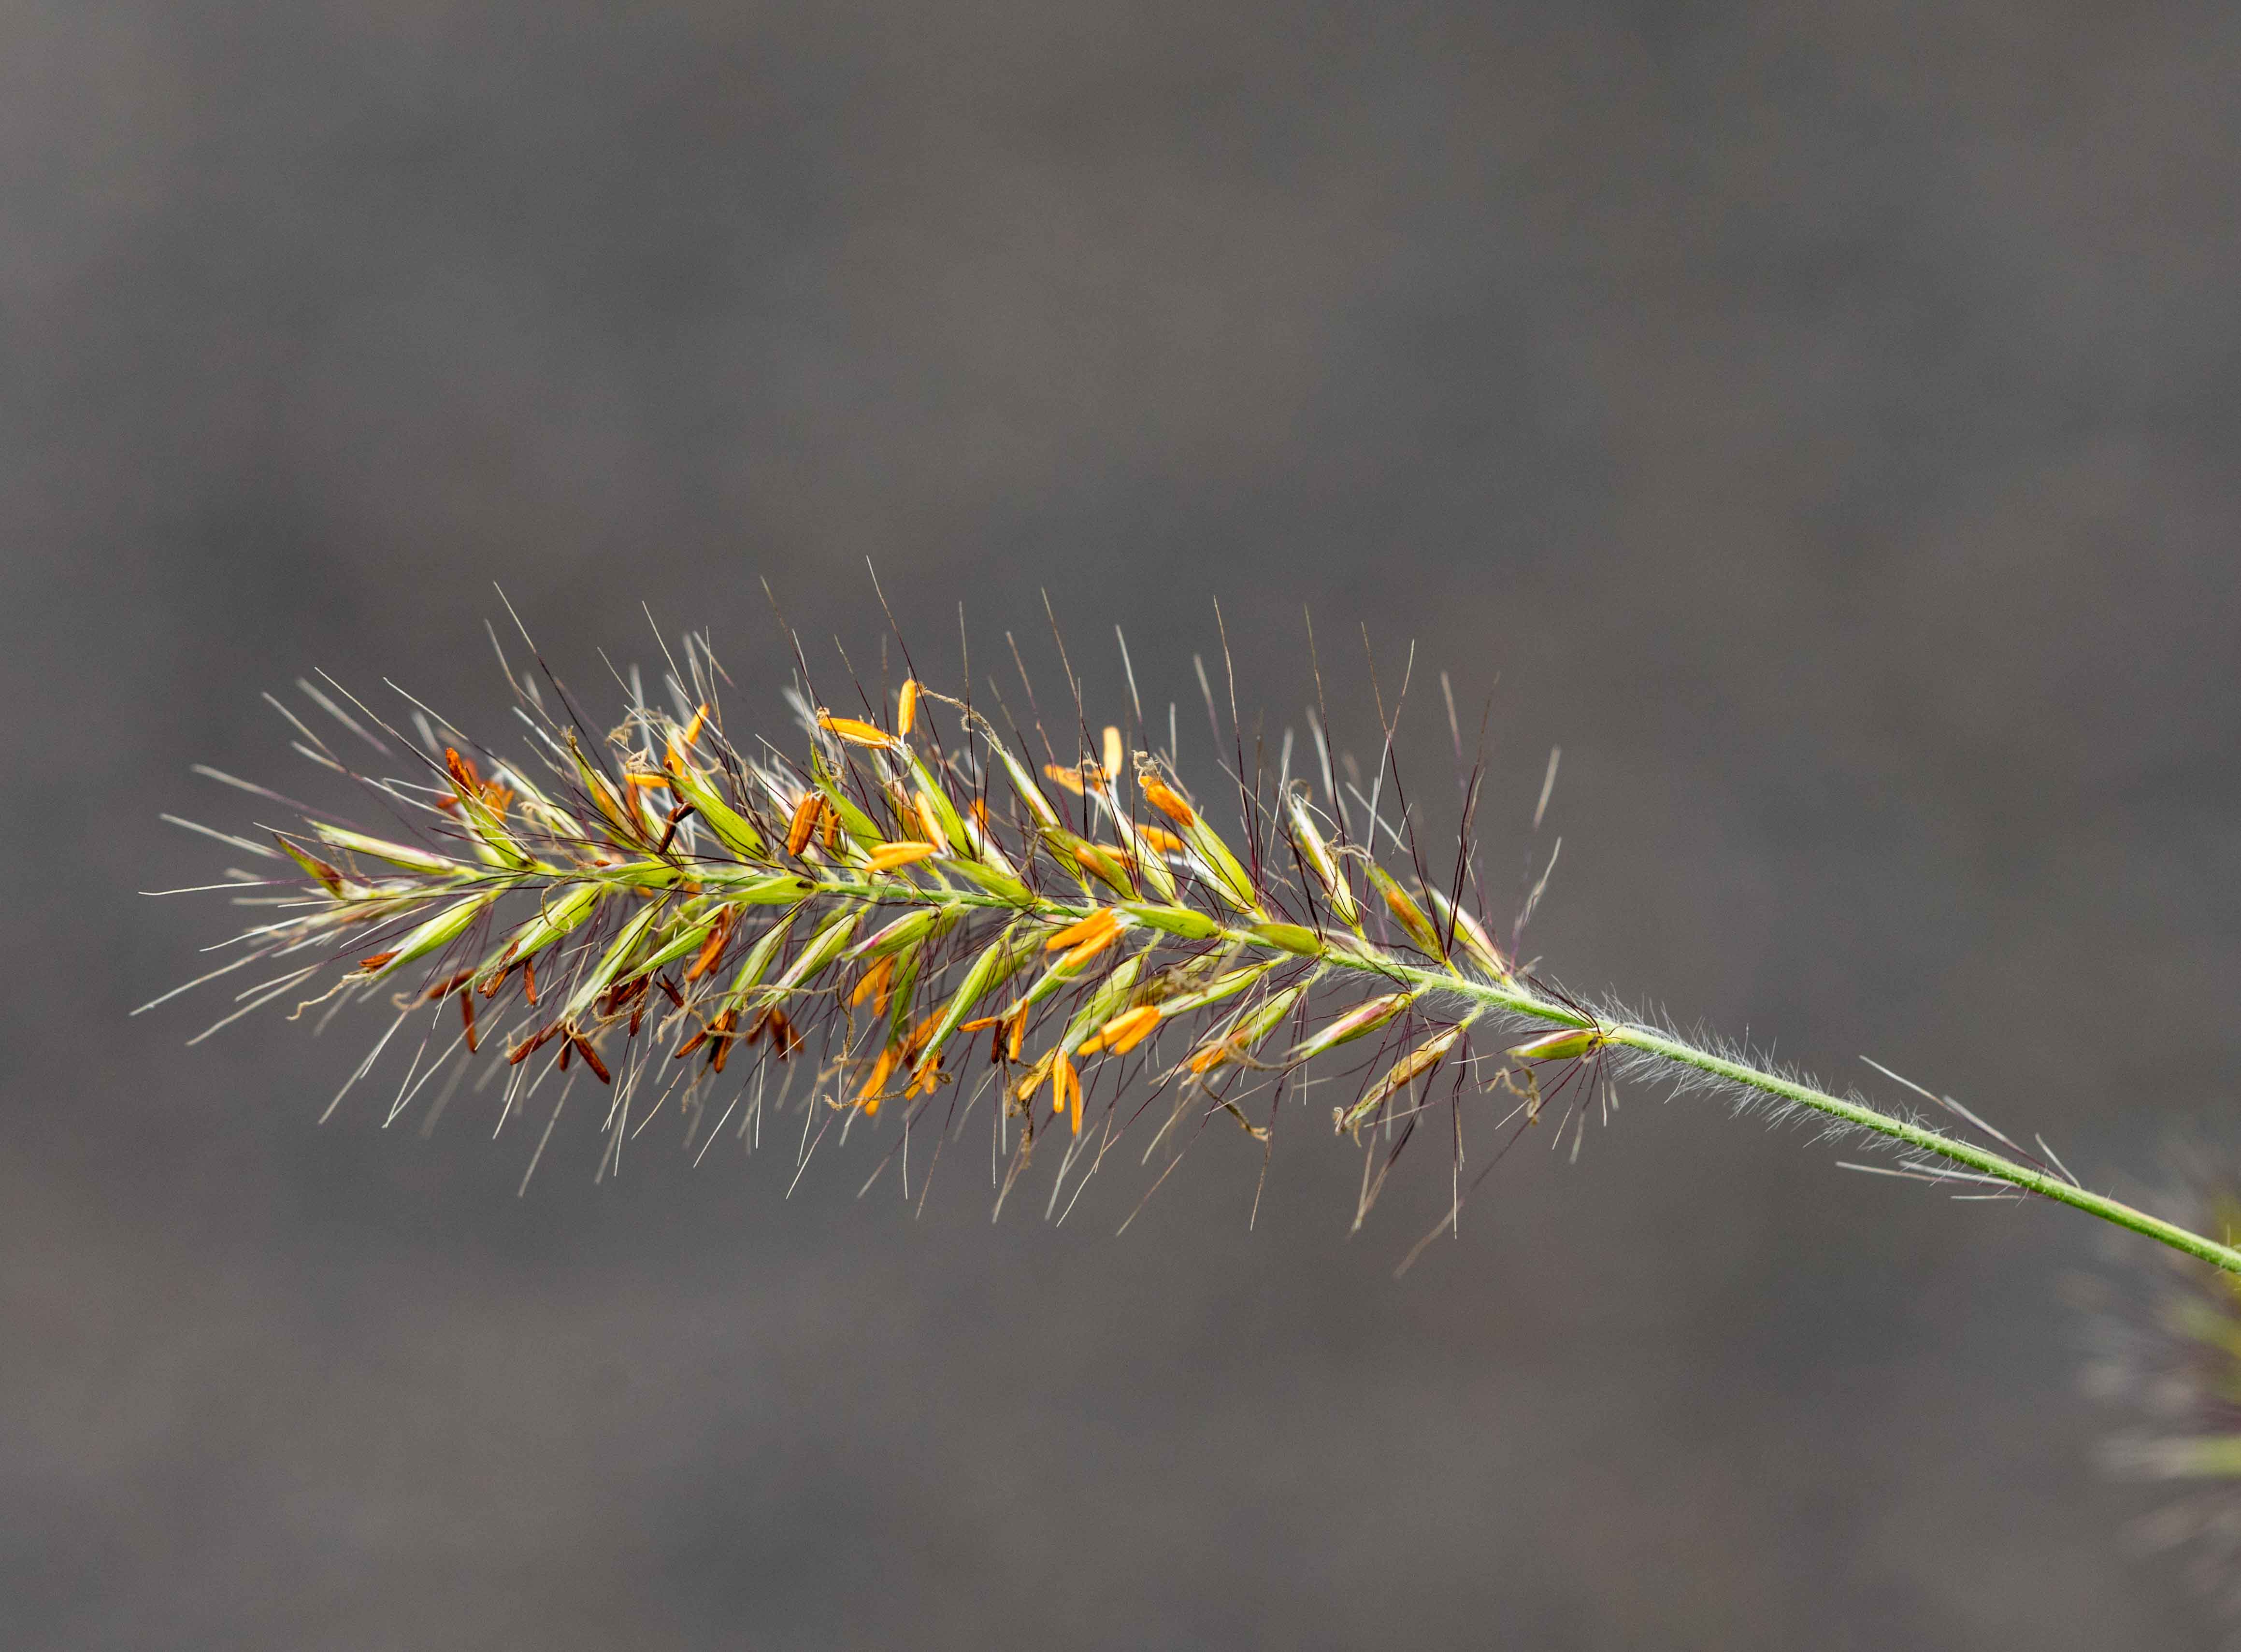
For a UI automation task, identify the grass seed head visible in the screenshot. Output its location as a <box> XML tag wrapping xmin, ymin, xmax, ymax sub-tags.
<box><xmin>155</xmin><ymin>606</ymin><xmax>1573</xmax><ymax>1242</ymax></box>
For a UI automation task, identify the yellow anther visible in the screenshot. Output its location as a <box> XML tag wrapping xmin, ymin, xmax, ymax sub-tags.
<box><xmin>818</xmin><ymin>712</ymin><xmax>895</xmax><ymax>750</ymax></box>
<box><xmin>865</xmin><ymin>840</ymin><xmax>939</xmax><ymax>873</ymax></box>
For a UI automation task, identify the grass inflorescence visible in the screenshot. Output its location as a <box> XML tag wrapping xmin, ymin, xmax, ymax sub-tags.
<box><xmin>145</xmin><ymin>598</ymin><xmax>2241</xmax><ymax>1275</ymax></box>
<box><xmin>2077</xmin><ymin>1142</ymin><xmax>2241</xmax><ymax>1626</ymax></box>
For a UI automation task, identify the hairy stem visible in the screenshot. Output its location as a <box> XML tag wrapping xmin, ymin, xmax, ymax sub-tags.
<box><xmin>1427</xmin><ymin>973</ymin><xmax>2241</xmax><ymax>1276</ymax></box>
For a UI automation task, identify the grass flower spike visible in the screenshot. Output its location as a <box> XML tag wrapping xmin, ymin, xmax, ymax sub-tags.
<box><xmin>2078</xmin><ymin>1142</ymin><xmax>2241</xmax><ymax>1626</ymax></box>
<box><xmin>146</xmin><ymin>601</ymin><xmax>2241</xmax><ymax>1275</ymax></box>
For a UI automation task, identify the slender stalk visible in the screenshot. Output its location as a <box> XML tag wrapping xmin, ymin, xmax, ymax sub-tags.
<box><xmin>1431</xmin><ymin>974</ymin><xmax>2241</xmax><ymax>1276</ymax></box>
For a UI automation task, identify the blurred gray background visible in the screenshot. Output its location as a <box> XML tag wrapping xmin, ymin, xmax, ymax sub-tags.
<box><xmin>7</xmin><ymin>0</ymin><xmax>2241</xmax><ymax>1645</ymax></box>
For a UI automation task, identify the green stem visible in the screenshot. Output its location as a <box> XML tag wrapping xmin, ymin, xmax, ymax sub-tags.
<box><xmin>1377</xmin><ymin>962</ymin><xmax>2241</xmax><ymax>1276</ymax></box>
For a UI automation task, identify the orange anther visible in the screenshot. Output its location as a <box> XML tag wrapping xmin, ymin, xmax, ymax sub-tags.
<box><xmin>1186</xmin><ymin>1039</ymin><xmax>1232</xmax><ymax>1075</ymax></box>
<box><xmin>851</xmin><ymin>954</ymin><xmax>894</xmax><ymax>1013</ymax></box>
<box><xmin>1059</xmin><ymin>1053</ymin><xmax>1082</xmax><ymax>1133</ymax></box>
<box><xmin>683</xmin><ymin>909</ymin><xmax>735</xmax><ymax>983</ymax></box>
<box><xmin>1060</xmin><ymin>927</ymin><xmax>1121</xmax><ymax>969</ymax></box>
<box><xmin>817</xmin><ymin>712</ymin><xmax>894</xmax><ymax>749</ymax></box>
<box><xmin>1045</xmin><ymin>908</ymin><xmax>1119</xmax><ymax>952</ymax></box>
<box><xmin>859</xmin><ymin>1044</ymin><xmax>900</xmax><ymax>1112</ymax></box>
<box><xmin>1081</xmin><ymin>1004</ymin><xmax>1160</xmax><ymax>1056</ymax></box>
<box><xmin>866</xmin><ymin>840</ymin><xmax>938</xmax><ymax>873</ymax></box>
<box><xmin>1072</xmin><ymin>841</ymin><xmax>1135</xmax><ymax>889</ymax></box>
<box><xmin>1142</xmin><ymin>778</ymin><xmax>1196</xmax><ymax>828</ymax></box>
<box><xmin>444</xmin><ymin>747</ymin><xmax>482</xmax><ymax>792</ymax></box>
<box><xmin>785</xmin><ymin>791</ymin><xmax>823</xmax><ymax>856</ymax></box>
